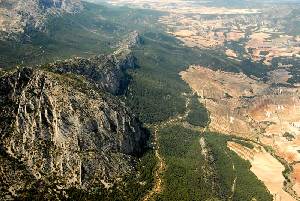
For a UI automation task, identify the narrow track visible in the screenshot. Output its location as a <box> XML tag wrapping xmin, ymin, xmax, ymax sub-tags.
<box><xmin>142</xmin><ymin>95</ymin><xmax>192</xmax><ymax>201</ymax></box>
<box><xmin>225</xmin><ymin>150</ymin><xmax>237</xmax><ymax>201</ymax></box>
<box><xmin>142</xmin><ymin>125</ymin><xmax>165</xmax><ymax>201</ymax></box>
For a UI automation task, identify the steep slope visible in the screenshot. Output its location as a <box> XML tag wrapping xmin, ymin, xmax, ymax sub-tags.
<box><xmin>0</xmin><ymin>42</ymin><xmax>148</xmax><ymax>199</ymax></box>
<box><xmin>47</xmin><ymin>31</ymin><xmax>141</xmax><ymax>95</ymax></box>
<box><xmin>0</xmin><ymin>0</ymin><xmax>82</xmax><ymax>40</ymax></box>
<box><xmin>0</xmin><ymin>67</ymin><xmax>147</xmax><ymax>199</ymax></box>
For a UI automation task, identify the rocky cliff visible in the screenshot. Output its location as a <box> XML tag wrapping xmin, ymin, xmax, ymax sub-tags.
<box><xmin>0</xmin><ymin>35</ymin><xmax>147</xmax><ymax>199</ymax></box>
<box><xmin>44</xmin><ymin>31</ymin><xmax>141</xmax><ymax>95</ymax></box>
<box><xmin>0</xmin><ymin>0</ymin><xmax>83</xmax><ymax>40</ymax></box>
<box><xmin>48</xmin><ymin>52</ymin><xmax>136</xmax><ymax>95</ymax></box>
<box><xmin>0</xmin><ymin>67</ymin><xmax>147</xmax><ymax>198</ymax></box>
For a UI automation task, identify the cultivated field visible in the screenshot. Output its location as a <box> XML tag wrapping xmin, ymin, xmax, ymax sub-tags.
<box><xmin>228</xmin><ymin>141</ymin><xmax>295</xmax><ymax>201</ymax></box>
<box><xmin>181</xmin><ymin>65</ymin><xmax>300</xmax><ymax>200</ymax></box>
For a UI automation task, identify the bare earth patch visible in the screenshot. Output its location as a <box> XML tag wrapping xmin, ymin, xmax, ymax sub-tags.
<box><xmin>180</xmin><ymin>65</ymin><xmax>268</xmax><ymax>137</ymax></box>
<box><xmin>246</xmin><ymin>33</ymin><xmax>300</xmax><ymax>65</ymax></box>
<box><xmin>181</xmin><ymin>65</ymin><xmax>300</xmax><ymax>198</ymax></box>
<box><xmin>225</xmin><ymin>49</ymin><xmax>238</xmax><ymax>58</ymax></box>
<box><xmin>292</xmin><ymin>164</ymin><xmax>300</xmax><ymax>194</ymax></box>
<box><xmin>107</xmin><ymin>0</ymin><xmax>300</xmax><ymax>62</ymax></box>
<box><xmin>228</xmin><ymin>141</ymin><xmax>296</xmax><ymax>201</ymax></box>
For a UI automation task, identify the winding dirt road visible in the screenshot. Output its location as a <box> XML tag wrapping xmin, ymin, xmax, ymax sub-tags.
<box><xmin>142</xmin><ymin>94</ymin><xmax>193</xmax><ymax>201</ymax></box>
<box><xmin>142</xmin><ymin>125</ymin><xmax>165</xmax><ymax>201</ymax></box>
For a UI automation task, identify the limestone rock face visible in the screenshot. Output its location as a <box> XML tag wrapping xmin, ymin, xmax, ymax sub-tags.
<box><xmin>0</xmin><ymin>66</ymin><xmax>147</xmax><ymax>197</ymax></box>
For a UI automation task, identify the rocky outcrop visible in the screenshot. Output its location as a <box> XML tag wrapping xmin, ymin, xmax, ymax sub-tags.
<box><xmin>48</xmin><ymin>53</ymin><xmax>136</xmax><ymax>95</ymax></box>
<box><xmin>0</xmin><ymin>0</ymin><xmax>82</xmax><ymax>40</ymax></box>
<box><xmin>38</xmin><ymin>0</ymin><xmax>82</xmax><ymax>12</ymax></box>
<box><xmin>46</xmin><ymin>32</ymin><xmax>141</xmax><ymax>95</ymax></box>
<box><xmin>0</xmin><ymin>66</ymin><xmax>148</xmax><ymax>198</ymax></box>
<box><xmin>118</xmin><ymin>31</ymin><xmax>143</xmax><ymax>49</ymax></box>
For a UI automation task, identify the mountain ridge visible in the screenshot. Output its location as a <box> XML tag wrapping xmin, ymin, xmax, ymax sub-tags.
<box><xmin>0</xmin><ymin>30</ymin><xmax>149</xmax><ymax>200</ymax></box>
<box><xmin>0</xmin><ymin>0</ymin><xmax>83</xmax><ymax>41</ymax></box>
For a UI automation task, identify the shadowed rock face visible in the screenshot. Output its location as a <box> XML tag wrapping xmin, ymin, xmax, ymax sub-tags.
<box><xmin>38</xmin><ymin>0</ymin><xmax>82</xmax><ymax>12</ymax></box>
<box><xmin>0</xmin><ymin>62</ymin><xmax>147</xmax><ymax>197</ymax></box>
<box><xmin>39</xmin><ymin>0</ymin><xmax>63</xmax><ymax>9</ymax></box>
<box><xmin>50</xmin><ymin>53</ymin><xmax>136</xmax><ymax>95</ymax></box>
<box><xmin>47</xmin><ymin>31</ymin><xmax>141</xmax><ymax>95</ymax></box>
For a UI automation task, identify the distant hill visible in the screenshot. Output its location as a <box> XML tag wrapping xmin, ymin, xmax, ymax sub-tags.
<box><xmin>0</xmin><ymin>0</ymin><xmax>82</xmax><ymax>41</ymax></box>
